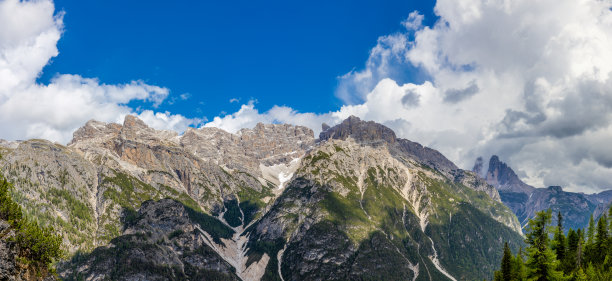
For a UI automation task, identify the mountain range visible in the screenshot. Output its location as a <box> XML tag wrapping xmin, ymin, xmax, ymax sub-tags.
<box><xmin>473</xmin><ymin>155</ymin><xmax>612</xmax><ymax>231</ymax></box>
<box><xmin>0</xmin><ymin>115</ymin><xmax>558</xmax><ymax>280</ymax></box>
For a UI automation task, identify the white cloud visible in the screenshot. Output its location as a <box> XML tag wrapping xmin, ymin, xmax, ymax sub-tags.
<box><xmin>208</xmin><ymin>0</ymin><xmax>612</xmax><ymax>193</ymax></box>
<box><xmin>0</xmin><ymin>0</ymin><xmax>196</xmax><ymax>143</ymax></box>
<box><xmin>179</xmin><ymin>93</ymin><xmax>191</xmax><ymax>100</ymax></box>
<box><xmin>205</xmin><ymin>101</ymin><xmax>339</xmax><ymax>136</ymax></box>
<box><xmin>137</xmin><ymin>110</ymin><xmax>200</xmax><ymax>133</ymax></box>
<box><xmin>6</xmin><ymin>0</ymin><xmax>612</xmax><ymax>193</ymax></box>
<box><xmin>402</xmin><ymin>11</ymin><xmax>424</xmax><ymax>30</ymax></box>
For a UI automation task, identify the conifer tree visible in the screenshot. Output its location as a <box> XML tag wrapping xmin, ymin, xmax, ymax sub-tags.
<box><xmin>501</xmin><ymin>242</ymin><xmax>513</xmax><ymax>281</ymax></box>
<box><xmin>524</xmin><ymin>210</ymin><xmax>564</xmax><ymax>281</ymax></box>
<box><xmin>552</xmin><ymin>212</ymin><xmax>566</xmax><ymax>263</ymax></box>
<box><xmin>587</xmin><ymin>215</ymin><xmax>595</xmax><ymax>245</ymax></box>
<box><xmin>577</xmin><ymin>228</ymin><xmax>585</xmax><ymax>269</ymax></box>
<box><xmin>609</xmin><ymin>205</ymin><xmax>612</xmax><ymax>233</ymax></box>
<box><xmin>493</xmin><ymin>208</ymin><xmax>612</xmax><ymax>280</ymax></box>
<box><xmin>594</xmin><ymin>215</ymin><xmax>609</xmax><ymax>264</ymax></box>
<box><xmin>586</xmin><ymin>215</ymin><xmax>596</xmax><ymax>264</ymax></box>
<box><xmin>565</xmin><ymin>228</ymin><xmax>578</xmax><ymax>272</ymax></box>
<box><xmin>573</xmin><ymin>268</ymin><xmax>587</xmax><ymax>281</ymax></box>
<box><xmin>514</xmin><ymin>248</ymin><xmax>527</xmax><ymax>281</ymax></box>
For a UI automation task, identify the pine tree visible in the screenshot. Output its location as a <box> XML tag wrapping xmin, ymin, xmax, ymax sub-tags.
<box><xmin>552</xmin><ymin>212</ymin><xmax>566</xmax><ymax>263</ymax></box>
<box><xmin>565</xmin><ymin>228</ymin><xmax>578</xmax><ymax>272</ymax></box>
<box><xmin>573</xmin><ymin>268</ymin><xmax>587</xmax><ymax>281</ymax></box>
<box><xmin>585</xmin><ymin>263</ymin><xmax>597</xmax><ymax>280</ymax></box>
<box><xmin>594</xmin><ymin>215</ymin><xmax>609</xmax><ymax>264</ymax></box>
<box><xmin>524</xmin><ymin>210</ymin><xmax>564</xmax><ymax>281</ymax></box>
<box><xmin>609</xmin><ymin>205</ymin><xmax>612</xmax><ymax>234</ymax></box>
<box><xmin>586</xmin><ymin>215</ymin><xmax>596</xmax><ymax>264</ymax></box>
<box><xmin>501</xmin><ymin>242</ymin><xmax>513</xmax><ymax>281</ymax></box>
<box><xmin>577</xmin><ymin>228</ymin><xmax>585</xmax><ymax>269</ymax></box>
<box><xmin>514</xmin><ymin>248</ymin><xmax>527</xmax><ymax>281</ymax></box>
<box><xmin>587</xmin><ymin>215</ymin><xmax>595</xmax><ymax>246</ymax></box>
<box><xmin>609</xmin><ymin>207</ymin><xmax>612</xmax><ymax>262</ymax></box>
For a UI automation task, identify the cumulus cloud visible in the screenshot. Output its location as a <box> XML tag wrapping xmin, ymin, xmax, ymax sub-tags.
<box><xmin>401</xmin><ymin>89</ymin><xmax>420</xmax><ymax>108</ymax></box>
<box><xmin>0</xmin><ymin>0</ymin><xmax>196</xmax><ymax>143</ymax></box>
<box><xmin>208</xmin><ymin>0</ymin><xmax>612</xmax><ymax>193</ymax></box>
<box><xmin>443</xmin><ymin>80</ymin><xmax>479</xmax><ymax>103</ymax></box>
<box><xmin>334</xmin><ymin>28</ymin><xmax>412</xmax><ymax>104</ymax></box>
<box><xmin>7</xmin><ymin>0</ymin><xmax>612</xmax><ymax>193</ymax></box>
<box><xmin>204</xmin><ymin>101</ymin><xmax>340</xmax><ymax>136</ymax></box>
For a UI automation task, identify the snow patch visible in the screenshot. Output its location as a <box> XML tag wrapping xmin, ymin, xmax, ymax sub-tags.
<box><xmin>277</xmin><ymin>171</ymin><xmax>293</xmax><ymax>189</ymax></box>
<box><xmin>259</xmin><ymin>157</ymin><xmax>302</xmax><ymax>189</ymax></box>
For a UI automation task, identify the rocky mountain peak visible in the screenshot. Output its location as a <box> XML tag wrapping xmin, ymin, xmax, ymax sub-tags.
<box><xmin>320</xmin><ymin>116</ymin><xmax>458</xmax><ymax>175</ymax></box>
<box><xmin>120</xmin><ymin>115</ymin><xmax>178</xmax><ymax>143</ymax></box>
<box><xmin>547</xmin><ymin>185</ymin><xmax>563</xmax><ymax>193</ymax></box>
<box><xmin>123</xmin><ymin>115</ymin><xmax>148</xmax><ymax>130</ymax></box>
<box><xmin>472</xmin><ymin>156</ymin><xmax>485</xmax><ymax>176</ymax></box>
<box><xmin>483</xmin><ymin>155</ymin><xmax>533</xmax><ymax>193</ymax></box>
<box><xmin>69</xmin><ymin>119</ymin><xmax>121</xmax><ymax>145</ymax></box>
<box><xmin>319</xmin><ymin>115</ymin><xmax>396</xmax><ymax>145</ymax></box>
<box><xmin>69</xmin><ymin>115</ymin><xmax>179</xmax><ymax>150</ymax></box>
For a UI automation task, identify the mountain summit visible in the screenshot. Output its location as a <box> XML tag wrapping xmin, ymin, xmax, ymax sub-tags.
<box><xmin>474</xmin><ymin>155</ymin><xmax>612</xmax><ymax>230</ymax></box>
<box><xmin>1</xmin><ymin>116</ymin><xmax>524</xmax><ymax>280</ymax></box>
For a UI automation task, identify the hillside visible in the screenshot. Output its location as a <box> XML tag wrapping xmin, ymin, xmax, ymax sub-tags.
<box><xmin>1</xmin><ymin>115</ymin><xmax>524</xmax><ymax>280</ymax></box>
<box><xmin>473</xmin><ymin>155</ymin><xmax>612</xmax><ymax>231</ymax></box>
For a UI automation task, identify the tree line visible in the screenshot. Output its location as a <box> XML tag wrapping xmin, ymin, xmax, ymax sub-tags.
<box><xmin>0</xmin><ymin>175</ymin><xmax>63</xmax><ymax>273</ymax></box>
<box><xmin>493</xmin><ymin>207</ymin><xmax>612</xmax><ymax>280</ymax></box>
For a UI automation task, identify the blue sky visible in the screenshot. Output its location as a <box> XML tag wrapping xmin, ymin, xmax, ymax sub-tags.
<box><xmin>4</xmin><ymin>0</ymin><xmax>612</xmax><ymax>192</ymax></box>
<box><xmin>40</xmin><ymin>0</ymin><xmax>436</xmax><ymax>120</ymax></box>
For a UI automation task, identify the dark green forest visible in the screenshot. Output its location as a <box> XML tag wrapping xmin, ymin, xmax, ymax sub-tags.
<box><xmin>493</xmin><ymin>208</ymin><xmax>612</xmax><ymax>281</ymax></box>
<box><xmin>0</xmin><ymin>175</ymin><xmax>63</xmax><ymax>274</ymax></box>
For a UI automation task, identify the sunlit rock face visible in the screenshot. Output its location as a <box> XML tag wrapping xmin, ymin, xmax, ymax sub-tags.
<box><xmin>2</xmin><ymin>116</ymin><xmax>524</xmax><ymax>281</ymax></box>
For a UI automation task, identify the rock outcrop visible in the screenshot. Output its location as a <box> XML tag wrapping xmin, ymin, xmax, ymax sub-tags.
<box><xmin>475</xmin><ymin>155</ymin><xmax>612</xmax><ymax>230</ymax></box>
<box><xmin>1</xmin><ymin>116</ymin><xmax>527</xmax><ymax>281</ymax></box>
<box><xmin>59</xmin><ymin>199</ymin><xmax>239</xmax><ymax>281</ymax></box>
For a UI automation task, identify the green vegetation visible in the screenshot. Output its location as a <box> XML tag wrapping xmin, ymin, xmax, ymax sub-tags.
<box><xmin>237</xmin><ymin>184</ymin><xmax>274</xmax><ymax>225</ymax></box>
<box><xmin>101</xmin><ymin>172</ymin><xmax>161</xmax><ymax>209</ymax></box>
<box><xmin>223</xmin><ymin>199</ymin><xmax>243</xmax><ymax>227</ymax></box>
<box><xmin>65</xmin><ymin>234</ymin><xmax>189</xmax><ymax>281</ymax></box>
<box><xmin>245</xmin><ymin>237</ymin><xmax>285</xmax><ymax>281</ymax></box>
<box><xmin>0</xmin><ymin>175</ymin><xmax>63</xmax><ymax>273</ymax></box>
<box><xmin>493</xmin><ymin>208</ymin><xmax>612</xmax><ymax>280</ymax></box>
<box><xmin>184</xmin><ymin>205</ymin><xmax>234</xmax><ymax>244</ymax></box>
<box><xmin>168</xmin><ymin>229</ymin><xmax>184</xmax><ymax>240</ymax></box>
<box><xmin>48</xmin><ymin>187</ymin><xmax>93</xmax><ymax>223</ymax></box>
<box><xmin>309</xmin><ymin>150</ymin><xmax>331</xmax><ymax>163</ymax></box>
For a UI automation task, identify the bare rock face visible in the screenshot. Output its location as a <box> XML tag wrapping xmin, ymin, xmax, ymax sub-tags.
<box><xmin>2</xmin><ymin>116</ymin><xmax>529</xmax><ymax>281</ymax></box>
<box><xmin>475</xmin><ymin>155</ymin><xmax>612</xmax><ymax>231</ymax></box>
<box><xmin>319</xmin><ymin>115</ymin><xmax>396</xmax><ymax>145</ymax></box>
<box><xmin>0</xmin><ymin>139</ymin><xmax>100</xmax><ymax>251</ymax></box>
<box><xmin>181</xmin><ymin>123</ymin><xmax>314</xmax><ymax>175</ymax></box>
<box><xmin>244</xmin><ymin>138</ymin><xmax>522</xmax><ymax>281</ymax></box>
<box><xmin>320</xmin><ymin>115</ymin><xmax>458</xmax><ymax>175</ymax></box>
<box><xmin>69</xmin><ymin>120</ymin><xmax>122</xmax><ymax>146</ymax></box>
<box><xmin>452</xmin><ymin>169</ymin><xmax>502</xmax><ymax>202</ymax></box>
<box><xmin>484</xmin><ymin>155</ymin><xmax>534</xmax><ymax>194</ymax></box>
<box><xmin>59</xmin><ymin>199</ymin><xmax>240</xmax><ymax>281</ymax></box>
<box><xmin>0</xmin><ymin>115</ymin><xmax>315</xmax><ymax>254</ymax></box>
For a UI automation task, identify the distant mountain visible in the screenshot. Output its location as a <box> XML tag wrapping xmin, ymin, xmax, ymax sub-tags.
<box><xmin>1</xmin><ymin>116</ymin><xmax>524</xmax><ymax>281</ymax></box>
<box><xmin>473</xmin><ymin>155</ymin><xmax>612</xmax><ymax>231</ymax></box>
